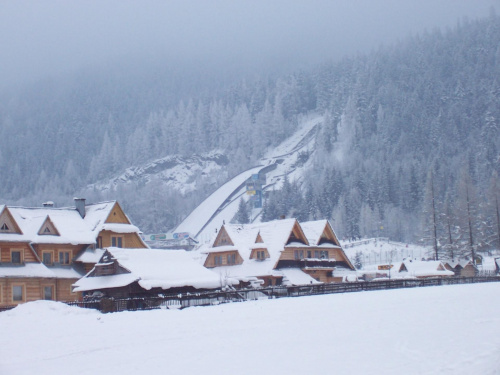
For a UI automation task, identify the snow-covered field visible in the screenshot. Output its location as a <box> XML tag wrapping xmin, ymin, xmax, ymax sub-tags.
<box><xmin>2</xmin><ymin>283</ymin><xmax>500</xmax><ymax>375</ymax></box>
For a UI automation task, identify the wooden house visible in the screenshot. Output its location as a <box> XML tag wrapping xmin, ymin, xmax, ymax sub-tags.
<box><xmin>0</xmin><ymin>199</ymin><xmax>147</xmax><ymax>307</ymax></box>
<box><xmin>361</xmin><ymin>260</ymin><xmax>454</xmax><ymax>280</ymax></box>
<box><xmin>200</xmin><ymin>218</ymin><xmax>356</xmax><ymax>287</ymax></box>
<box><xmin>73</xmin><ymin>248</ymin><xmax>227</xmax><ymax>298</ymax></box>
<box><xmin>443</xmin><ymin>260</ymin><xmax>478</xmax><ymax>277</ymax></box>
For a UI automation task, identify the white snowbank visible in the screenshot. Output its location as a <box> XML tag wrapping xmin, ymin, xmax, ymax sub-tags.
<box><xmin>2</xmin><ymin>283</ymin><xmax>499</xmax><ymax>375</ymax></box>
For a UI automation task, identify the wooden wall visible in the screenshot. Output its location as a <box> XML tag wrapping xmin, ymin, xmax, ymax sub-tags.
<box><xmin>99</xmin><ymin>230</ymin><xmax>147</xmax><ymax>248</ymax></box>
<box><xmin>0</xmin><ymin>242</ymin><xmax>36</xmax><ymax>263</ymax></box>
<box><xmin>0</xmin><ymin>277</ymin><xmax>81</xmax><ymax>306</ymax></box>
<box><xmin>204</xmin><ymin>251</ymin><xmax>243</xmax><ymax>268</ymax></box>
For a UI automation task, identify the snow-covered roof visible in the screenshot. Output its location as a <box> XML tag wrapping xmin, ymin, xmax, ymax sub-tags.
<box><xmin>300</xmin><ymin>220</ymin><xmax>329</xmax><ymax>246</ymax></box>
<box><xmin>2</xmin><ymin>207</ymin><xmax>95</xmax><ymax>245</ymax></box>
<box><xmin>74</xmin><ymin>248</ymin><xmax>226</xmax><ymax>292</ymax></box>
<box><xmin>280</xmin><ymin>268</ymin><xmax>322</xmax><ymax>286</ymax></box>
<box><xmin>203</xmin><ymin>219</ymin><xmax>298</xmax><ymax>279</ymax></box>
<box><xmin>0</xmin><ymin>263</ymin><xmax>56</xmax><ymax>278</ymax></box>
<box><xmin>0</xmin><ymin>201</ymin><xmax>142</xmax><ymax>246</ymax></box>
<box><xmin>362</xmin><ymin>260</ymin><xmax>454</xmax><ymax>278</ymax></box>
<box><xmin>403</xmin><ymin>260</ymin><xmax>454</xmax><ymax>277</ymax></box>
<box><xmin>0</xmin><ymin>263</ymin><xmax>83</xmax><ymax>279</ymax></box>
<box><xmin>443</xmin><ymin>259</ymin><xmax>474</xmax><ymax>269</ymax></box>
<box><xmin>74</xmin><ymin>247</ymin><xmax>106</xmax><ymax>263</ymax></box>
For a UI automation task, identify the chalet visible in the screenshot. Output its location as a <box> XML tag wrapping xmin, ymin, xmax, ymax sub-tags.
<box><xmin>0</xmin><ymin>199</ymin><xmax>147</xmax><ymax>307</ymax></box>
<box><xmin>73</xmin><ymin>248</ymin><xmax>227</xmax><ymax>298</ymax></box>
<box><xmin>200</xmin><ymin>218</ymin><xmax>356</xmax><ymax>287</ymax></box>
<box><xmin>361</xmin><ymin>260</ymin><xmax>454</xmax><ymax>280</ymax></box>
<box><xmin>443</xmin><ymin>260</ymin><xmax>478</xmax><ymax>277</ymax></box>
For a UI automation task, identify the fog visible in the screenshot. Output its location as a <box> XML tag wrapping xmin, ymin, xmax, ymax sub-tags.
<box><xmin>0</xmin><ymin>0</ymin><xmax>498</xmax><ymax>88</ymax></box>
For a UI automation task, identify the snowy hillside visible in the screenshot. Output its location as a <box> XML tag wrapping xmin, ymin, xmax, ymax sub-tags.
<box><xmin>178</xmin><ymin>114</ymin><xmax>322</xmax><ymax>242</ymax></box>
<box><xmin>2</xmin><ymin>283</ymin><xmax>499</xmax><ymax>375</ymax></box>
<box><xmin>342</xmin><ymin>238</ymin><xmax>430</xmax><ymax>266</ymax></box>
<box><xmin>85</xmin><ymin>151</ymin><xmax>229</xmax><ymax>195</ymax></box>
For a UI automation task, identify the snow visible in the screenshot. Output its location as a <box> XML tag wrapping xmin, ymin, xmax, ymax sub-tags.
<box><xmin>342</xmin><ymin>238</ymin><xmax>430</xmax><ymax>266</ymax></box>
<box><xmin>281</xmin><ymin>268</ymin><xmax>322</xmax><ymax>285</ymax></box>
<box><xmin>74</xmin><ymin>248</ymin><xmax>227</xmax><ymax>292</ymax></box>
<box><xmin>178</xmin><ymin>115</ymin><xmax>323</xmax><ymax>243</ymax></box>
<box><xmin>0</xmin><ymin>201</ymin><xmax>141</xmax><ymax>247</ymax></box>
<box><xmin>74</xmin><ymin>247</ymin><xmax>105</xmax><ymax>263</ymax></box>
<box><xmin>0</xmin><ymin>263</ymin><xmax>56</xmax><ymax>278</ymax></box>
<box><xmin>175</xmin><ymin>165</ymin><xmax>263</xmax><ymax>238</ymax></box>
<box><xmin>3</xmin><ymin>206</ymin><xmax>96</xmax><ymax>245</ymax></box>
<box><xmin>1</xmin><ymin>283</ymin><xmax>499</xmax><ymax>375</ymax></box>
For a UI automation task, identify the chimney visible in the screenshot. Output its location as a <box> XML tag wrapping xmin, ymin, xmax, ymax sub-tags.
<box><xmin>74</xmin><ymin>198</ymin><xmax>86</xmax><ymax>218</ymax></box>
<box><xmin>42</xmin><ymin>201</ymin><xmax>54</xmax><ymax>208</ymax></box>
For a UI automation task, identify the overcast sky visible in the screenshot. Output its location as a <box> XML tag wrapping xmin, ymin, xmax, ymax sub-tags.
<box><xmin>0</xmin><ymin>0</ymin><xmax>498</xmax><ymax>89</ymax></box>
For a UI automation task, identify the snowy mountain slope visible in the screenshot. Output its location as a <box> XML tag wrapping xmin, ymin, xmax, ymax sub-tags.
<box><xmin>179</xmin><ymin>115</ymin><xmax>323</xmax><ymax>243</ymax></box>
<box><xmin>86</xmin><ymin>151</ymin><xmax>229</xmax><ymax>195</ymax></box>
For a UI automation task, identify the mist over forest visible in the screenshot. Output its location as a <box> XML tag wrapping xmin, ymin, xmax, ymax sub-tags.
<box><xmin>1</xmin><ymin>3</ymin><xmax>499</xmax><ymax>257</ymax></box>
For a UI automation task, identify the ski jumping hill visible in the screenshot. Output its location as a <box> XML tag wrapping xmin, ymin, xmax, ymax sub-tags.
<box><xmin>175</xmin><ymin>115</ymin><xmax>323</xmax><ymax>244</ymax></box>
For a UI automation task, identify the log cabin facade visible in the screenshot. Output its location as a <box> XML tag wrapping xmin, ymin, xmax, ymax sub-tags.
<box><xmin>201</xmin><ymin>219</ymin><xmax>356</xmax><ymax>287</ymax></box>
<box><xmin>0</xmin><ymin>199</ymin><xmax>147</xmax><ymax>307</ymax></box>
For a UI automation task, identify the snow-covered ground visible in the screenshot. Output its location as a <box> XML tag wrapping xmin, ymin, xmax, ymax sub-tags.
<box><xmin>2</xmin><ymin>283</ymin><xmax>499</xmax><ymax>375</ymax></box>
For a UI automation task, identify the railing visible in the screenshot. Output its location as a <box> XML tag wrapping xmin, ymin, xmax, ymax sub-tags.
<box><xmin>63</xmin><ymin>275</ymin><xmax>500</xmax><ymax>313</ymax></box>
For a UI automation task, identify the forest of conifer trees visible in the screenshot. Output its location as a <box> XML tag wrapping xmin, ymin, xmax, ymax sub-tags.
<box><xmin>1</xmin><ymin>14</ymin><xmax>499</xmax><ymax>255</ymax></box>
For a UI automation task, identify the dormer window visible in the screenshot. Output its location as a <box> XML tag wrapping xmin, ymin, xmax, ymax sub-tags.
<box><xmin>43</xmin><ymin>227</ymin><xmax>51</xmax><ymax>234</ymax></box>
<box><xmin>250</xmin><ymin>248</ymin><xmax>269</xmax><ymax>260</ymax></box>
<box><xmin>1</xmin><ymin>223</ymin><xmax>9</xmax><ymax>231</ymax></box>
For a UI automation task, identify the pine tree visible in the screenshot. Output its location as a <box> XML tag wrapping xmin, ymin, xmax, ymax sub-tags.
<box><xmin>232</xmin><ymin>198</ymin><xmax>250</xmax><ymax>224</ymax></box>
<box><xmin>422</xmin><ymin>170</ymin><xmax>441</xmax><ymax>260</ymax></box>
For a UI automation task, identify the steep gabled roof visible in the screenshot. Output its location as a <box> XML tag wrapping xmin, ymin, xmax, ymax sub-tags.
<box><xmin>301</xmin><ymin>220</ymin><xmax>341</xmax><ymax>247</ymax></box>
<box><xmin>402</xmin><ymin>260</ymin><xmax>454</xmax><ymax>277</ymax></box>
<box><xmin>202</xmin><ymin>219</ymin><xmax>304</xmax><ymax>279</ymax></box>
<box><xmin>1</xmin><ymin>201</ymin><xmax>144</xmax><ymax>246</ymax></box>
<box><xmin>0</xmin><ymin>205</ymin><xmax>24</xmax><ymax>236</ymax></box>
<box><xmin>37</xmin><ymin>216</ymin><xmax>61</xmax><ymax>236</ymax></box>
<box><xmin>7</xmin><ymin>206</ymin><xmax>95</xmax><ymax>245</ymax></box>
<box><xmin>84</xmin><ymin>201</ymin><xmax>146</xmax><ymax>246</ymax></box>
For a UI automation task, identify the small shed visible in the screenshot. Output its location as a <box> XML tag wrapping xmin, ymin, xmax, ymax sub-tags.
<box><xmin>73</xmin><ymin>248</ymin><xmax>231</xmax><ymax>298</ymax></box>
<box><xmin>443</xmin><ymin>260</ymin><xmax>478</xmax><ymax>277</ymax></box>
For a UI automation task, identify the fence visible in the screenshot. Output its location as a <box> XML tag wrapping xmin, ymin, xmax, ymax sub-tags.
<box><xmin>63</xmin><ymin>275</ymin><xmax>500</xmax><ymax>313</ymax></box>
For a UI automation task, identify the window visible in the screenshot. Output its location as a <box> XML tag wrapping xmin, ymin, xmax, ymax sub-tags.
<box><xmin>42</xmin><ymin>252</ymin><xmax>53</xmax><ymax>266</ymax></box>
<box><xmin>214</xmin><ymin>255</ymin><xmax>223</xmax><ymax>266</ymax></box>
<box><xmin>97</xmin><ymin>236</ymin><xmax>103</xmax><ymax>248</ymax></box>
<box><xmin>307</xmin><ymin>250</ymin><xmax>312</xmax><ymax>258</ymax></box>
<box><xmin>314</xmin><ymin>250</ymin><xmax>320</xmax><ymax>258</ymax></box>
<box><xmin>12</xmin><ymin>285</ymin><xmax>24</xmax><ymax>302</ymax></box>
<box><xmin>43</xmin><ymin>286</ymin><xmax>54</xmax><ymax>300</ymax></box>
<box><xmin>257</xmin><ymin>251</ymin><xmax>266</xmax><ymax>260</ymax></box>
<box><xmin>111</xmin><ymin>236</ymin><xmax>123</xmax><ymax>248</ymax></box>
<box><xmin>43</xmin><ymin>227</ymin><xmax>51</xmax><ymax>234</ymax></box>
<box><xmin>59</xmin><ymin>251</ymin><xmax>70</xmax><ymax>265</ymax></box>
<box><xmin>294</xmin><ymin>250</ymin><xmax>304</xmax><ymax>260</ymax></box>
<box><xmin>320</xmin><ymin>251</ymin><xmax>329</xmax><ymax>259</ymax></box>
<box><xmin>1</xmin><ymin>223</ymin><xmax>9</xmax><ymax>231</ymax></box>
<box><xmin>11</xmin><ymin>250</ymin><xmax>21</xmax><ymax>264</ymax></box>
<box><xmin>227</xmin><ymin>253</ymin><xmax>236</xmax><ymax>265</ymax></box>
